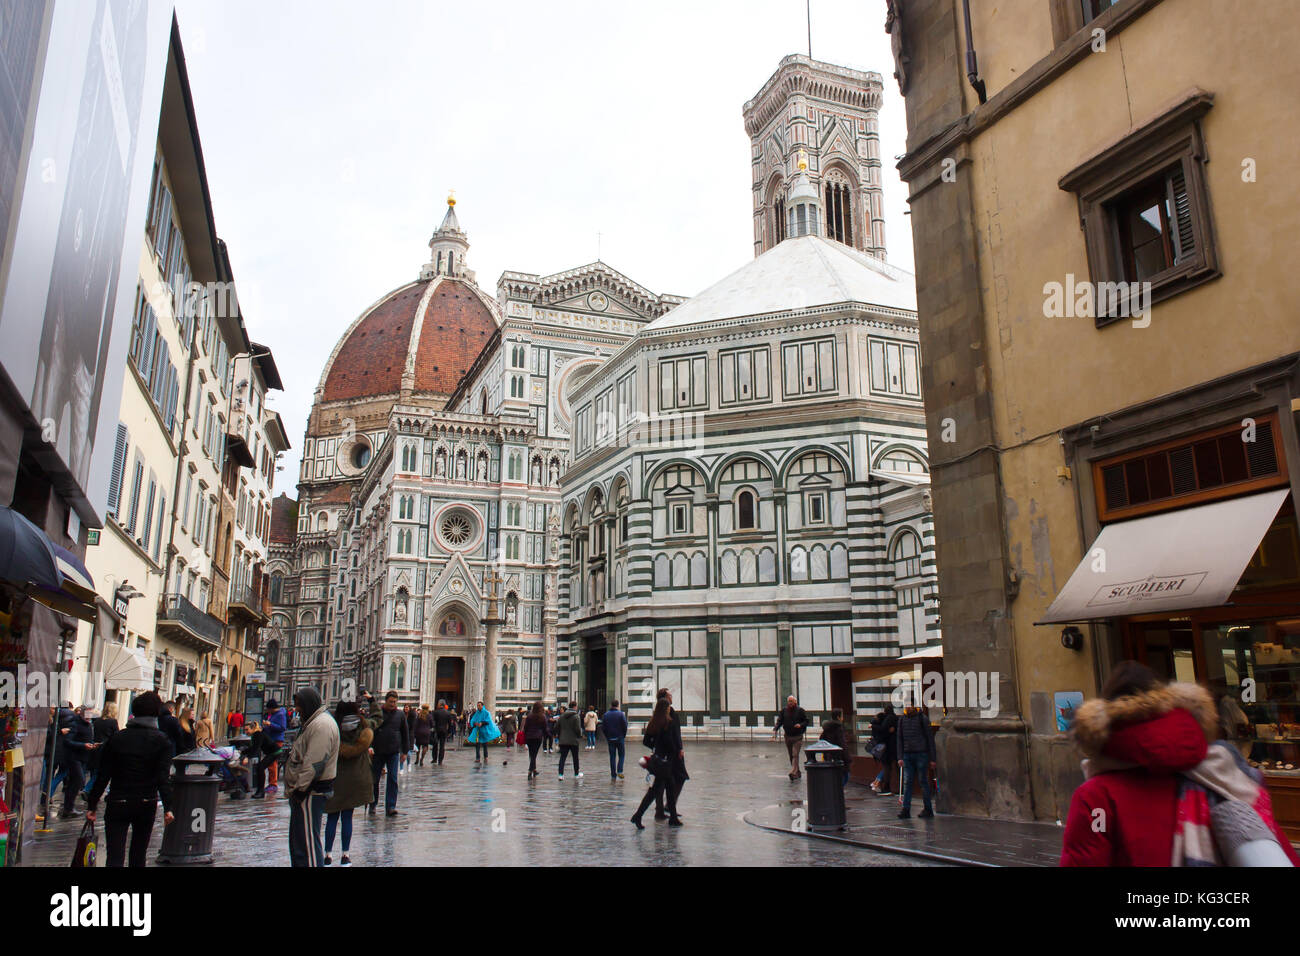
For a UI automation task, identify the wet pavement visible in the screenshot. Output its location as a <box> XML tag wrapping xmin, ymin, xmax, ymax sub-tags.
<box><xmin>746</xmin><ymin>787</ymin><xmax>1065</xmax><ymax>866</ymax></box>
<box><xmin>23</xmin><ymin>740</ymin><xmax>940</xmax><ymax>867</ymax></box>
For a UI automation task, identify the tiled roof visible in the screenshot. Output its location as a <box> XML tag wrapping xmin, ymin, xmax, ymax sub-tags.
<box><xmin>314</xmin><ymin>484</ymin><xmax>354</xmax><ymax>505</ymax></box>
<box><xmin>320</xmin><ymin>278</ymin><xmax>497</xmax><ymax>403</ymax></box>
<box><xmin>269</xmin><ymin>494</ymin><xmax>297</xmax><ymax>545</ymax></box>
<box><xmin>412</xmin><ymin>281</ymin><xmax>497</xmax><ymax>393</ymax></box>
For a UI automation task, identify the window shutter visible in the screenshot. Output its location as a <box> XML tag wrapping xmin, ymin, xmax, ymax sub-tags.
<box><xmin>1168</xmin><ymin>163</ymin><xmax>1196</xmax><ymax>264</ymax></box>
<box><xmin>128</xmin><ymin>459</ymin><xmax>144</xmax><ymax>533</ymax></box>
<box><xmin>106</xmin><ymin>424</ymin><xmax>129</xmax><ymax>517</ymax></box>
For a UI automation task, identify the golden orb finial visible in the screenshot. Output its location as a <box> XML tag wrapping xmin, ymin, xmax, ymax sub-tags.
<box><xmin>797</xmin><ymin>150</ymin><xmax>808</xmax><ymax>172</ymax></box>
<box><xmin>447</xmin><ymin>189</ymin><xmax>456</xmax><ymax>207</ymax></box>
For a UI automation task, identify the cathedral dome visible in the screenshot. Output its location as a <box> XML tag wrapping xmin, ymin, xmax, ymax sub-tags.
<box><xmin>317</xmin><ymin>276</ymin><xmax>498</xmax><ymax>404</ymax></box>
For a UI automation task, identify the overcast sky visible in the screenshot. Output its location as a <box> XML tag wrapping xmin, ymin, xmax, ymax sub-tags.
<box><xmin>172</xmin><ymin>0</ymin><xmax>913</xmax><ymax>488</ymax></box>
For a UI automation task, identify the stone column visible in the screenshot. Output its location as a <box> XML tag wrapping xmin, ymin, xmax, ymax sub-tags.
<box><xmin>482</xmin><ymin>571</ymin><xmax>502</xmax><ymax>711</ymax></box>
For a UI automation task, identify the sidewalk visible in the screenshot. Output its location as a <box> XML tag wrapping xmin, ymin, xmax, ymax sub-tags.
<box><xmin>744</xmin><ymin>783</ymin><xmax>1065</xmax><ymax>867</ymax></box>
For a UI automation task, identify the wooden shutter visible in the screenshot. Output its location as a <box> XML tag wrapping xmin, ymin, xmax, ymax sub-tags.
<box><xmin>1168</xmin><ymin>162</ymin><xmax>1196</xmax><ymax>264</ymax></box>
<box><xmin>106</xmin><ymin>424</ymin><xmax>129</xmax><ymax>517</ymax></box>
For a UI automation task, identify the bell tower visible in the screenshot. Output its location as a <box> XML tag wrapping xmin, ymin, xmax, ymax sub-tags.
<box><xmin>742</xmin><ymin>55</ymin><xmax>887</xmax><ymax>259</ymax></box>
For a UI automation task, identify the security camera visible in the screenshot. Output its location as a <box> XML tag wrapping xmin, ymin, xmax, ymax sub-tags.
<box><xmin>1061</xmin><ymin>626</ymin><xmax>1084</xmax><ymax>651</ymax></box>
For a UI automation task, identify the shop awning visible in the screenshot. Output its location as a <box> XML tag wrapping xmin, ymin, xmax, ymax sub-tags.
<box><xmin>0</xmin><ymin>505</ymin><xmax>62</xmax><ymax>591</ymax></box>
<box><xmin>1037</xmin><ymin>488</ymin><xmax>1290</xmax><ymax>624</ymax></box>
<box><xmin>0</xmin><ymin>506</ymin><xmax>99</xmax><ymax>622</ymax></box>
<box><xmin>836</xmin><ymin>645</ymin><xmax>943</xmax><ymax>683</ymax></box>
<box><xmin>103</xmin><ymin>642</ymin><xmax>153</xmax><ymax>691</ymax></box>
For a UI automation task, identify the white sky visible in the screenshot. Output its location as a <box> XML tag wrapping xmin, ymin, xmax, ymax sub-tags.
<box><xmin>172</xmin><ymin>0</ymin><xmax>914</xmax><ymax>488</ymax></box>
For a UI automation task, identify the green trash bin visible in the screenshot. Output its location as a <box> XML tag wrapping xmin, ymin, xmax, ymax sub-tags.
<box><xmin>803</xmin><ymin>739</ymin><xmax>847</xmax><ymax>831</ymax></box>
<box><xmin>157</xmin><ymin>749</ymin><xmax>226</xmax><ymax>864</ymax></box>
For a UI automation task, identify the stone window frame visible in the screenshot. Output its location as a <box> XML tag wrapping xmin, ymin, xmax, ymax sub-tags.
<box><xmin>1058</xmin><ymin>91</ymin><xmax>1220</xmax><ymax>327</ymax></box>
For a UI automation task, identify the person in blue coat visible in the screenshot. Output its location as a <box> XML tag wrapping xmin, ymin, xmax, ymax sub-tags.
<box><xmin>466</xmin><ymin>701</ymin><xmax>500</xmax><ymax>763</ymax></box>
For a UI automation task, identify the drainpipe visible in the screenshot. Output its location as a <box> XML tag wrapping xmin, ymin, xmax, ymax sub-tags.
<box><xmin>962</xmin><ymin>0</ymin><xmax>988</xmax><ymax>104</ymax></box>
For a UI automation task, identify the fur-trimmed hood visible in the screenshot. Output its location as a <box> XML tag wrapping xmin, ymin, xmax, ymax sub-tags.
<box><xmin>1072</xmin><ymin>682</ymin><xmax>1217</xmax><ymax>760</ymax></box>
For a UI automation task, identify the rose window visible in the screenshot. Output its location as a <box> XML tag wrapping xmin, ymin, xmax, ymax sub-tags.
<box><xmin>440</xmin><ymin>512</ymin><xmax>473</xmax><ymax>548</ymax></box>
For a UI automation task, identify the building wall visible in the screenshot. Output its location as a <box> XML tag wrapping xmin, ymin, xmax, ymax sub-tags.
<box><xmin>893</xmin><ymin>0</ymin><xmax>1300</xmax><ymax>819</ymax></box>
<box><xmin>558</xmin><ymin>305</ymin><xmax>938</xmax><ymax>735</ymax></box>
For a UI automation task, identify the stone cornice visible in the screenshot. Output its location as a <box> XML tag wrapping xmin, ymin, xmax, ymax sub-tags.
<box><xmin>743</xmin><ymin>54</ymin><xmax>884</xmax><ymax>137</ymax></box>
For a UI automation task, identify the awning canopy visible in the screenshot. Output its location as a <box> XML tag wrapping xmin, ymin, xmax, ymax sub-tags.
<box><xmin>835</xmin><ymin>645</ymin><xmax>943</xmax><ymax>683</ymax></box>
<box><xmin>0</xmin><ymin>506</ymin><xmax>99</xmax><ymax>622</ymax></box>
<box><xmin>1037</xmin><ymin>488</ymin><xmax>1289</xmax><ymax>624</ymax></box>
<box><xmin>103</xmin><ymin>642</ymin><xmax>153</xmax><ymax>691</ymax></box>
<box><xmin>0</xmin><ymin>505</ymin><xmax>62</xmax><ymax>591</ymax></box>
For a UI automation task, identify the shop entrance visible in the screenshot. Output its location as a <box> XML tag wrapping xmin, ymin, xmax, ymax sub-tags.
<box><xmin>1129</xmin><ymin>622</ymin><xmax>1199</xmax><ymax>683</ymax></box>
<box><xmin>435</xmin><ymin>657</ymin><xmax>465</xmax><ymax>711</ymax></box>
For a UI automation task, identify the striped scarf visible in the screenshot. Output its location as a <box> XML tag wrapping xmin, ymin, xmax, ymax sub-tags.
<box><xmin>1171</xmin><ymin>741</ymin><xmax>1269</xmax><ymax>866</ymax></box>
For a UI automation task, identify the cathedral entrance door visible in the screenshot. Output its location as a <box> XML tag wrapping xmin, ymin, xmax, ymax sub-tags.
<box><xmin>583</xmin><ymin>638</ymin><xmax>608</xmax><ymax>712</ymax></box>
<box><xmin>435</xmin><ymin>657</ymin><xmax>465</xmax><ymax>712</ymax></box>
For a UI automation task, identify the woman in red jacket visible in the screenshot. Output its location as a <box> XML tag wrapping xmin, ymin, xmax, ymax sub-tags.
<box><xmin>1061</xmin><ymin>661</ymin><xmax>1298</xmax><ymax>867</ymax></box>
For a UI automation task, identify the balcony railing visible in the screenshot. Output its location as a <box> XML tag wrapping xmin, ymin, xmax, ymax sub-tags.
<box><xmin>158</xmin><ymin>594</ymin><xmax>223</xmax><ymax>647</ymax></box>
<box><xmin>228</xmin><ymin>584</ymin><xmax>270</xmax><ymax>624</ymax></box>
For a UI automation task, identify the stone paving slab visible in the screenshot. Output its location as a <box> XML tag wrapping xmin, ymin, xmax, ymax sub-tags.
<box><xmin>744</xmin><ymin>784</ymin><xmax>1065</xmax><ymax>867</ymax></box>
<box><xmin>19</xmin><ymin>741</ymin><xmax>942</xmax><ymax>867</ymax></box>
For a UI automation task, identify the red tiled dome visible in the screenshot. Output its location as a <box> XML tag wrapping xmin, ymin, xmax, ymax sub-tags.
<box><xmin>320</xmin><ymin>277</ymin><xmax>498</xmax><ymax>403</ymax></box>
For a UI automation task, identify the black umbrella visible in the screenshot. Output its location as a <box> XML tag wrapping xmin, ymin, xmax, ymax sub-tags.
<box><xmin>0</xmin><ymin>506</ymin><xmax>63</xmax><ymax>591</ymax></box>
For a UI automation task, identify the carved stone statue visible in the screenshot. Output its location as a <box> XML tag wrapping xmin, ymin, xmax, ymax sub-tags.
<box><xmin>506</xmin><ymin>602</ymin><xmax>517</xmax><ymax>628</ymax></box>
<box><xmin>455</xmin><ymin>453</ymin><xmax>466</xmax><ymax>479</ymax></box>
<box><xmin>477</xmin><ymin>455</ymin><xmax>488</xmax><ymax>481</ymax></box>
<box><xmin>531</xmin><ymin>458</ymin><xmax>542</xmax><ymax>485</ymax></box>
<box><xmin>434</xmin><ymin>448</ymin><xmax>446</xmax><ymax>477</ymax></box>
<box><xmin>885</xmin><ymin>0</ymin><xmax>910</xmax><ymax>94</ymax></box>
<box><xmin>549</xmin><ymin>460</ymin><xmax>559</xmax><ymax>485</ymax></box>
<box><xmin>394</xmin><ymin>600</ymin><xmax>407</xmax><ymax>624</ymax></box>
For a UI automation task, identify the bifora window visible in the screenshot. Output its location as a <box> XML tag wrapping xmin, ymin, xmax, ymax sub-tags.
<box><xmin>1059</xmin><ymin>91</ymin><xmax>1219</xmax><ymax>326</ymax></box>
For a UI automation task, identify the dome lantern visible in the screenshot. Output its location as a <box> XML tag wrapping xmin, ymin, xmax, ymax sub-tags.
<box><xmin>421</xmin><ymin>192</ymin><xmax>475</xmax><ymax>282</ymax></box>
<box><xmin>785</xmin><ymin>151</ymin><xmax>820</xmax><ymax>240</ymax></box>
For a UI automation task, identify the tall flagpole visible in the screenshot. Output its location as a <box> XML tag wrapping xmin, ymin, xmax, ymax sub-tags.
<box><xmin>807</xmin><ymin>0</ymin><xmax>812</xmax><ymax>57</ymax></box>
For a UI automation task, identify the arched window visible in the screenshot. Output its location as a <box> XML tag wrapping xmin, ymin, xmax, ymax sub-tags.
<box><xmin>736</xmin><ymin>489</ymin><xmax>756</xmax><ymax>530</ymax></box>
<box><xmin>892</xmin><ymin>529</ymin><xmax>922</xmax><ymax>579</ymax></box>
<box><xmin>892</xmin><ymin>529</ymin><xmax>926</xmax><ymax>646</ymax></box>
<box><xmin>501</xmin><ymin>659</ymin><xmax>517</xmax><ymax>691</ymax></box>
<box><xmin>389</xmin><ymin>657</ymin><xmax>406</xmax><ymax>690</ymax></box>
<box><xmin>879</xmin><ymin>449</ymin><xmax>928</xmax><ymax>475</ymax></box>
<box><xmin>824</xmin><ymin>171</ymin><xmax>855</xmax><ymax>246</ymax></box>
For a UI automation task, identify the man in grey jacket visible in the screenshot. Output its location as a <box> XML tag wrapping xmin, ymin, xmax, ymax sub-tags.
<box><xmin>286</xmin><ymin>688</ymin><xmax>340</xmax><ymax>866</ymax></box>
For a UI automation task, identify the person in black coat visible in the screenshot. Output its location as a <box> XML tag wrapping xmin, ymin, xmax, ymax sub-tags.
<box><xmin>431</xmin><ymin>701</ymin><xmax>455</xmax><ymax>765</ymax></box>
<box><xmin>158</xmin><ymin>700</ymin><xmax>185</xmax><ymax>756</ymax></box>
<box><xmin>631</xmin><ymin>698</ymin><xmax>683</xmax><ymax>829</ymax></box>
<box><xmin>819</xmin><ymin>708</ymin><xmax>850</xmax><ymax>786</ymax></box>
<box><xmin>82</xmin><ymin>702</ymin><xmax>120</xmax><ymax>800</ymax></box>
<box><xmin>871</xmin><ymin>702</ymin><xmax>898</xmax><ymax>795</ymax></box>
<box><xmin>773</xmin><ymin>696</ymin><xmax>811</xmax><ymax>780</ymax></box>
<box><xmin>58</xmin><ymin>706</ymin><xmax>95</xmax><ymax>817</ymax></box>
<box><xmin>653</xmin><ymin>688</ymin><xmax>689</xmax><ymax>820</ymax></box>
<box><xmin>86</xmin><ymin>691</ymin><xmax>175</xmax><ymax>867</ymax></box>
<box><xmin>246</xmin><ymin>722</ymin><xmax>281</xmax><ymax>798</ymax></box>
<box><xmin>367</xmin><ymin>691</ymin><xmax>409</xmax><ymax>816</ymax></box>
